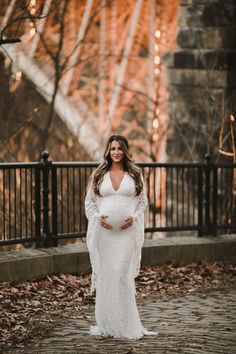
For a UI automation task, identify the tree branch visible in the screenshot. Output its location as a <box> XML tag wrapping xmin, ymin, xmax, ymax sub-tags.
<box><xmin>0</xmin><ymin>38</ymin><xmax>21</xmax><ymax>45</ymax></box>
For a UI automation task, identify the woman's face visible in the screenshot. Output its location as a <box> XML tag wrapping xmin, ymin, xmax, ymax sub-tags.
<box><xmin>110</xmin><ymin>140</ymin><xmax>124</xmax><ymax>164</ymax></box>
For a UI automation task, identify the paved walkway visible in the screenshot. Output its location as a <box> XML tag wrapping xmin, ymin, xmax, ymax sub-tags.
<box><xmin>11</xmin><ymin>287</ymin><xmax>236</xmax><ymax>354</ymax></box>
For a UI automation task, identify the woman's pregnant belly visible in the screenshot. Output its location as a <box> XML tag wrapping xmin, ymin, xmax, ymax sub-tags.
<box><xmin>99</xmin><ymin>196</ymin><xmax>135</xmax><ymax>230</ymax></box>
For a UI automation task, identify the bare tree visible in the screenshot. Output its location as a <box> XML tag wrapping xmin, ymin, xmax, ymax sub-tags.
<box><xmin>39</xmin><ymin>0</ymin><xmax>68</xmax><ymax>151</ymax></box>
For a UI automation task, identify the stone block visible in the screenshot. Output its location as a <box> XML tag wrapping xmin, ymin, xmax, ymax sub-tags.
<box><xmin>178</xmin><ymin>3</ymin><xmax>236</xmax><ymax>28</ymax></box>
<box><xmin>164</xmin><ymin>49</ymin><xmax>236</xmax><ymax>71</ymax></box>
<box><xmin>166</xmin><ymin>68</ymin><xmax>236</xmax><ymax>88</ymax></box>
<box><xmin>169</xmin><ymin>86</ymin><xmax>224</xmax><ymax>103</ymax></box>
<box><xmin>173</xmin><ymin>50</ymin><xmax>197</xmax><ymax>69</ymax></box>
<box><xmin>176</xmin><ymin>28</ymin><xmax>197</xmax><ymax>49</ymax></box>
<box><xmin>176</xmin><ymin>27</ymin><xmax>236</xmax><ymax>50</ymax></box>
<box><xmin>180</xmin><ymin>0</ymin><xmax>234</xmax><ymax>5</ymax></box>
<box><xmin>141</xmin><ymin>235</ymin><xmax>236</xmax><ymax>265</ymax></box>
<box><xmin>0</xmin><ymin>254</ymin><xmax>54</xmax><ymax>282</ymax></box>
<box><xmin>53</xmin><ymin>250</ymin><xmax>90</xmax><ymax>275</ymax></box>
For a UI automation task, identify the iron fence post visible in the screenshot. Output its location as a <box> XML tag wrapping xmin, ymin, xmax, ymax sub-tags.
<box><xmin>212</xmin><ymin>165</ymin><xmax>218</xmax><ymax>236</ymax></box>
<box><xmin>197</xmin><ymin>165</ymin><xmax>203</xmax><ymax>236</ymax></box>
<box><xmin>41</xmin><ymin>151</ymin><xmax>54</xmax><ymax>247</ymax></box>
<box><xmin>51</xmin><ymin>165</ymin><xmax>58</xmax><ymax>246</ymax></box>
<box><xmin>35</xmin><ymin>166</ymin><xmax>41</xmax><ymax>248</ymax></box>
<box><xmin>203</xmin><ymin>153</ymin><xmax>214</xmax><ymax>235</ymax></box>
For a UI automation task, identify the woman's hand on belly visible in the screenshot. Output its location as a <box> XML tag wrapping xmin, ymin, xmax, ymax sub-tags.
<box><xmin>100</xmin><ymin>215</ymin><xmax>113</xmax><ymax>230</ymax></box>
<box><xmin>120</xmin><ymin>216</ymin><xmax>134</xmax><ymax>230</ymax></box>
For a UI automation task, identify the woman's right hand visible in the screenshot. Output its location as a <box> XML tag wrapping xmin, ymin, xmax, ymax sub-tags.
<box><xmin>100</xmin><ymin>215</ymin><xmax>113</xmax><ymax>229</ymax></box>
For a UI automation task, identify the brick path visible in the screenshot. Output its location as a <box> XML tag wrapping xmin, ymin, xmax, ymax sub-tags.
<box><xmin>11</xmin><ymin>287</ymin><xmax>236</xmax><ymax>354</ymax></box>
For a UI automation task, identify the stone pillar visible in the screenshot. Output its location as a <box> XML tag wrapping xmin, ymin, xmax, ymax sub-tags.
<box><xmin>164</xmin><ymin>0</ymin><xmax>236</xmax><ymax>162</ymax></box>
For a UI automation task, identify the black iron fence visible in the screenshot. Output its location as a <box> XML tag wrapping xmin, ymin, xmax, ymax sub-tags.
<box><xmin>0</xmin><ymin>152</ymin><xmax>235</xmax><ymax>247</ymax></box>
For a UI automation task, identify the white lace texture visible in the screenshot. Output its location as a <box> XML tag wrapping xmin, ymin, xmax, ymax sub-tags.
<box><xmin>85</xmin><ymin>172</ymin><xmax>158</xmax><ymax>339</ymax></box>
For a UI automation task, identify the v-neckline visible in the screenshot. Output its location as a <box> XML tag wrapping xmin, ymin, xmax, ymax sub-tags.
<box><xmin>108</xmin><ymin>171</ymin><xmax>126</xmax><ymax>193</ymax></box>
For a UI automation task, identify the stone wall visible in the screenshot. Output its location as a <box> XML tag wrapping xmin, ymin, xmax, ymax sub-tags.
<box><xmin>164</xmin><ymin>0</ymin><xmax>236</xmax><ymax>162</ymax></box>
<box><xmin>1</xmin><ymin>235</ymin><xmax>236</xmax><ymax>282</ymax></box>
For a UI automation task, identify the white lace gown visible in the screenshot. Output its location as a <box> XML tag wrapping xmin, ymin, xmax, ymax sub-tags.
<box><xmin>85</xmin><ymin>171</ymin><xmax>158</xmax><ymax>339</ymax></box>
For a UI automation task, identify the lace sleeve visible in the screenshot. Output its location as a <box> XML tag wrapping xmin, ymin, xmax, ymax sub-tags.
<box><xmin>85</xmin><ymin>183</ymin><xmax>99</xmax><ymax>221</ymax></box>
<box><xmin>132</xmin><ymin>179</ymin><xmax>148</xmax><ymax>280</ymax></box>
<box><xmin>85</xmin><ymin>182</ymin><xmax>100</xmax><ymax>294</ymax></box>
<box><xmin>133</xmin><ymin>190</ymin><xmax>148</xmax><ymax>222</ymax></box>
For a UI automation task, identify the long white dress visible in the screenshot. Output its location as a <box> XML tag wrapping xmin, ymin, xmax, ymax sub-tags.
<box><xmin>85</xmin><ymin>171</ymin><xmax>158</xmax><ymax>339</ymax></box>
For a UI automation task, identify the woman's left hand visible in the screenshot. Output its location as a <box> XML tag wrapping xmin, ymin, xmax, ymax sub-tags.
<box><xmin>121</xmin><ymin>216</ymin><xmax>133</xmax><ymax>230</ymax></box>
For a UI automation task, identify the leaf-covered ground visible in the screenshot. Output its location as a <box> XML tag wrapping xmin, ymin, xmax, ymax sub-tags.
<box><xmin>0</xmin><ymin>261</ymin><xmax>236</xmax><ymax>351</ymax></box>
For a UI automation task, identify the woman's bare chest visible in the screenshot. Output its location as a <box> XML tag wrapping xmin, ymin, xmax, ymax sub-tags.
<box><xmin>109</xmin><ymin>171</ymin><xmax>125</xmax><ymax>192</ymax></box>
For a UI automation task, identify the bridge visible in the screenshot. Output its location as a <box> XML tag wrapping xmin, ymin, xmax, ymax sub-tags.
<box><xmin>0</xmin><ymin>0</ymin><xmax>178</xmax><ymax>161</ymax></box>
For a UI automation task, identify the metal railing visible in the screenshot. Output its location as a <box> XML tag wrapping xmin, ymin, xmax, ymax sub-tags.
<box><xmin>0</xmin><ymin>152</ymin><xmax>235</xmax><ymax>247</ymax></box>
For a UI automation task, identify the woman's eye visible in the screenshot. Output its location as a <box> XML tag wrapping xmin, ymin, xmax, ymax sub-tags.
<box><xmin>110</xmin><ymin>146</ymin><xmax>122</xmax><ymax>151</ymax></box>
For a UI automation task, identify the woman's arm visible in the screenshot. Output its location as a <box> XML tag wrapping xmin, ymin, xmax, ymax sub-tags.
<box><xmin>134</xmin><ymin>170</ymin><xmax>148</xmax><ymax>221</ymax></box>
<box><xmin>121</xmin><ymin>178</ymin><xmax>148</xmax><ymax>229</ymax></box>
<box><xmin>85</xmin><ymin>183</ymin><xmax>99</xmax><ymax>221</ymax></box>
<box><xmin>133</xmin><ymin>190</ymin><xmax>148</xmax><ymax>222</ymax></box>
<box><xmin>85</xmin><ymin>183</ymin><xmax>112</xmax><ymax>229</ymax></box>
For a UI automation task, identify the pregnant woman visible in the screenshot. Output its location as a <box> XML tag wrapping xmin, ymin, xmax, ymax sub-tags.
<box><xmin>85</xmin><ymin>134</ymin><xmax>158</xmax><ymax>339</ymax></box>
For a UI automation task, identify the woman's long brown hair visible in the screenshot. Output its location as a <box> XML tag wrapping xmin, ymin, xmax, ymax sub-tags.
<box><xmin>91</xmin><ymin>135</ymin><xmax>143</xmax><ymax>196</ymax></box>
